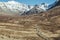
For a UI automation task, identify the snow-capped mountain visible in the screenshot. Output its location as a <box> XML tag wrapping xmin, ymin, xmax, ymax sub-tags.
<box><xmin>0</xmin><ymin>1</ymin><xmax>49</xmax><ymax>15</ymax></box>
<box><xmin>0</xmin><ymin>1</ymin><xmax>33</xmax><ymax>15</ymax></box>
<box><xmin>22</xmin><ymin>3</ymin><xmax>49</xmax><ymax>15</ymax></box>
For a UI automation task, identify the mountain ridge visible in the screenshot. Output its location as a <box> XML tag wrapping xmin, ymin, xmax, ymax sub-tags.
<box><xmin>0</xmin><ymin>1</ymin><xmax>49</xmax><ymax>16</ymax></box>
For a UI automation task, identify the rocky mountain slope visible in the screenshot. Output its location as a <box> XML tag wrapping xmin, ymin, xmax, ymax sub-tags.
<box><xmin>22</xmin><ymin>3</ymin><xmax>48</xmax><ymax>15</ymax></box>
<box><xmin>0</xmin><ymin>5</ymin><xmax>60</xmax><ymax>40</ymax></box>
<box><xmin>0</xmin><ymin>1</ymin><xmax>49</xmax><ymax>15</ymax></box>
<box><xmin>0</xmin><ymin>0</ymin><xmax>60</xmax><ymax>16</ymax></box>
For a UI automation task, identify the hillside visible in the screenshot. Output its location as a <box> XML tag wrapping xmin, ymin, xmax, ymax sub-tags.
<box><xmin>0</xmin><ymin>6</ymin><xmax>60</xmax><ymax>40</ymax></box>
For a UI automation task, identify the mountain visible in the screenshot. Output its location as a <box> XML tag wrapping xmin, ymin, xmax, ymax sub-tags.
<box><xmin>25</xmin><ymin>0</ymin><xmax>60</xmax><ymax>15</ymax></box>
<box><xmin>22</xmin><ymin>3</ymin><xmax>49</xmax><ymax>15</ymax></box>
<box><xmin>0</xmin><ymin>1</ymin><xmax>33</xmax><ymax>15</ymax></box>
<box><xmin>0</xmin><ymin>0</ymin><xmax>60</xmax><ymax>40</ymax></box>
<box><xmin>0</xmin><ymin>5</ymin><xmax>60</xmax><ymax>40</ymax></box>
<box><xmin>0</xmin><ymin>1</ymin><xmax>59</xmax><ymax>16</ymax></box>
<box><xmin>0</xmin><ymin>1</ymin><xmax>50</xmax><ymax>16</ymax></box>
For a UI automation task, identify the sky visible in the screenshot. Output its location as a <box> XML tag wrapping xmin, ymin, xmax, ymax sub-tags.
<box><xmin>0</xmin><ymin>0</ymin><xmax>56</xmax><ymax>5</ymax></box>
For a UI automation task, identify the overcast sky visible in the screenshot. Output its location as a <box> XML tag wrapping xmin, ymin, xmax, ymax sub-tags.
<box><xmin>0</xmin><ymin>0</ymin><xmax>56</xmax><ymax>5</ymax></box>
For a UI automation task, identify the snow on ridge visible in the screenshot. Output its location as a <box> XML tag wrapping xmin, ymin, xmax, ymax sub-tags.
<box><xmin>0</xmin><ymin>1</ymin><xmax>51</xmax><ymax>15</ymax></box>
<box><xmin>0</xmin><ymin>1</ymin><xmax>31</xmax><ymax>15</ymax></box>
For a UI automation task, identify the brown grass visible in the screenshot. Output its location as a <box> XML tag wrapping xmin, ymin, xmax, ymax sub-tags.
<box><xmin>0</xmin><ymin>6</ymin><xmax>60</xmax><ymax>40</ymax></box>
